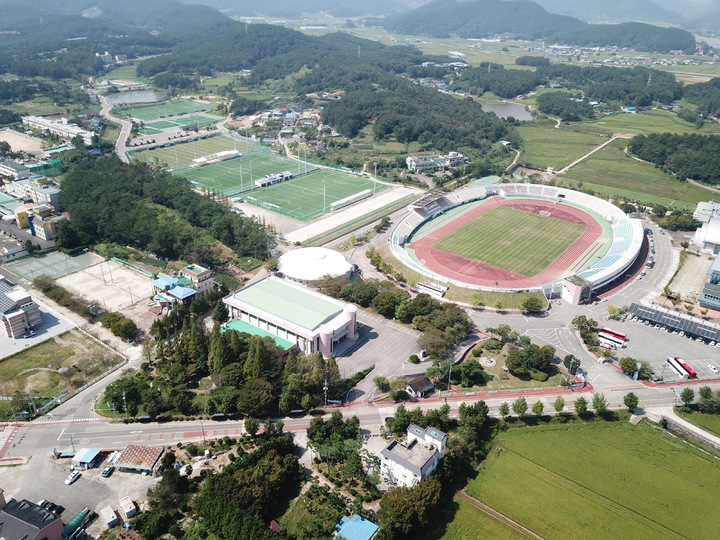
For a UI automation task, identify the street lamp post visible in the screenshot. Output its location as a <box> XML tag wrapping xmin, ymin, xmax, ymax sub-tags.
<box><xmin>200</xmin><ymin>420</ymin><xmax>206</xmax><ymax>443</ymax></box>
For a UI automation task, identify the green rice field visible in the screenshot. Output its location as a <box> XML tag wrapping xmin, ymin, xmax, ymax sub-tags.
<box><xmin>579</xmin><ymin>108</ymin><xmax>720</xmax><ymax>137</ymax></box>
<box><xmin>432</xmin><ymin>206</ymin><xmax>585</xmax><ymax>276</ymax></box>
<box><xmin>466</xmin><ymin>422</ymin><xmax>720</xmax><ymax>540</ymax></box>
<box><xmin>517</xmin><ymin>126</ymin><xmax>608</xmax><ymax>170</ymax></box>
<box><xmin>561</xmin><ymin>138</ymin><xmax>713</xmax><ymax>209</ymax></box>
<box><xmin>435</xmin><ymin>500</ymin><xmax>527</xmax><ymax>540</ymax></box>
<box><xmin>245</xmin><ymin>169</ymin><xmax>386</xmax><ymax>221</ymax></box>
<box><xmin>116</xmin><ymin>99</ymin><xmax>213</xmax><ymax>121</ymax></box>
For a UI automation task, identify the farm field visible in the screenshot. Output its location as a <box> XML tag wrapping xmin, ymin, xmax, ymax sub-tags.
<box><xmin>435</xmin><ymin>499</ymin><xmax>527</xmax><ymax>540</ymax></box>
<box><xmin>677</xmin><ymin>411</ymin><xmax>720</xmax><ymax>437</ymax></box>
<box><xmin>579</xmin><ymin>109</ymin><xmax>720</xmax><ymax>136</ymax></box>
<box><xmin>466</xmin><ymin>422</ymin><xmax>720</xmax><ymax>540</ymax></box>
<box><xmin>432</xmin><ymin>206</ymin><xmax>585</xmax><ymax>276</ymax></box>
<box><xmin>517</xmin><ymin>125</ymin><xmax>608</xmax><ymax>170</ymax></box>
<box><xmin>0</xmin><ymin>331</ymin><xmax>122</xmax><ymax>415</ymax></box>
<box><xmin>560</xmin><ymin>138</ymin><xmax>712</xmax><ymax>209</ymax></box>
<box><xmin>246</xmin><ymin>168</ymin><xmax>386</xmax><ymax>221</ymax></box>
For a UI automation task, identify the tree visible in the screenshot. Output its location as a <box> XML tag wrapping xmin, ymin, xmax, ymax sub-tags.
<box><xmin>699</xmin><ymin>386</ymin><xmax>712</xmax><ymax>400</ymax></box>
<box><xmin>571</xmin><ymin>315</ymin><xmax>597</xmax><ymax>331</ymax></box>
<box><xmin>243</xmin><ymin>335</ymin><xmax>272</xmax><ymax>379</ymax></box>
<box><xmin>499</xmin><ymin>402</ymin><xmax>510</xmax><ymax>418</ymax></box>
<box><xmin>244</xmin><ymin>416</ymin><xmax>260</xmax><ymax>437</ymax></box>
<box><xmin>512</xmin><ymin>397</ymin><xmax>528</xmax><ymax>417</ymax></box>
<box><xmin>679</xmin><ymin>387</ymin><xmax>695</xmax><ymax>407</ymax></box>
<box><xmin>519</xmin><ymin>296</ymin><xmax>544</xmax><ymax>313</ymax></box>
<box><xmin>212</xmin><ymin>301</ymin><xmax>229</xmax><ymax>325</ymax></box>
<box><xmin>553</xmin><ymin>395</ymin><xmax>565</xmax><ymax>413</ymax></box>
<box><xmin>237</xmin><ymin>378</ymin><xmax>275</xmax><ymax>418</ymax></box>
<box><xmin>373</xmin><ymin>375</ymin><xmax>390</xmax><ymax>392</ymax></box>
<box><xmin>574</xmin><ymin>396</ymin><xmax>588</xmax><ymax>414</ymax></box>
<box><xmin>563</xmin><ymin>354</ymin><xmax>581</xmax><ymax>374</ymax></box>
<box><xmin>619</xmin><ymin>357</ymin><xmax>637</xmax><ymax>374</ymax></box>
<box><xmin>377</xmin><ymin>477</ymin><xmax>442</xmax><ymax>538</ymax></box>
<box><xmin>623</xmin><ymin>392</ymin><xmax>639</xmax><ymax>411</ymax></box>
<box><xmin>592</xmin><ymin>393</ymin><xmax>608</xmax><ymax>413</ymax></box>
<box><xmin>532</xmin><ymin>400</ymin><xmax>544</xmax><ymax>416</ymax></box>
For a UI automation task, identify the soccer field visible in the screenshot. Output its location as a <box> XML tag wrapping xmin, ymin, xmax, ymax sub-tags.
<box><xmin>432</xmin><ymin>206</ymin><xmax>585</xmax><ymax>276</ymax></box>
<box><xmin>245</xmin><ymin>169</ymin><xmax>387</xmax><ymax>221</ymax></box>
<box><xmin>130</xmin><ymin>134</ymin><xmax>259</xmax><ymax>169</ymax></box>
<box><xmin>116</xmin><ymin>99</ymin><xmax>212</xmax><ymax>121</ymax></box>
<box><xmin>466</xmin><ymin>422</ymin><xmax>720</xmax><ymax>540</ymax></box>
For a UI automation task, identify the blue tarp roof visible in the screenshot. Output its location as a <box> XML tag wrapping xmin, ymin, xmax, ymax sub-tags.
<box><xmin>335</xmin><ymin>515</ymin><xmax>378</xmax><ymax>540</ymax></box>
<box><xmin>168</xmin><ymin>285</ymin><xmax>196</xmax><ymax>299</ymax></box>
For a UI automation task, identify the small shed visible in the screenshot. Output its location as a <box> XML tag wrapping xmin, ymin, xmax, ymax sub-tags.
<box><xmin>116</xmin><ymin>444</ymin><xmax>165</xmax><ymax>476</ymax></box>
<box><xmin>71</xmin><ymin>448</ymin><xmax>101</xmax><ymax>470</ymax></box>
<box><xmin>406</xmin><ymin>376</ymin><xmax>434</xmax><ymax>399</ymax></box>
<box><xmin>99</xmin><ymin>505</ymin><xmax>120</xmax><ymax>528</ymax></box>
<box><xmin>118</xmin><ymin>497</ymin><xmax>138</xmax><ymax>519</ymax></box>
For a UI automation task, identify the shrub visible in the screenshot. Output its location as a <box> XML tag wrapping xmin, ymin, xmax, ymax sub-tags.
<box><xmin>186</xmin><ymin>443</ymin><xmax>200</xmax><ymax>457</ymax></box>
<box><xmin>484</xmin><ymin>339</ymin><xmax>503</xmax><ymax>350</ymax></box>
<box><xmin>408</xmin><ymin>354</ymin><xmax>420</xmax><ymax>364</ymax></box>
<box><xmin>472</xmin><ymin>348</ymin><xmax>482</xmax><ymax>357</ymax></box>
<box><xmin>391</xmin><ymin>390</ymin><xmax>410</xmax><ymax>402</ymax></box>
<box><xmin>529</xmin><ymin>369</ymin><xmax>549</xmax><ymax>382</ymax></box>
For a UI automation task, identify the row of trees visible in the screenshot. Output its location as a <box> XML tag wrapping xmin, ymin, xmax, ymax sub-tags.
<box><xmin>498</xmin><ymin>392</ymin><xmax>613</xmax><ymax>417</ymax></box>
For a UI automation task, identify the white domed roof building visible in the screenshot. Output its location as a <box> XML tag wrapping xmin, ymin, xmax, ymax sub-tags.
<box><xmin>278</xmin><ymin>247</ymin><xmax>354</xmax><ymax>284</ymax></box>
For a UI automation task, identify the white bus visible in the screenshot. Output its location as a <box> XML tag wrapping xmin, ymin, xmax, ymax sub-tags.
<box><xmin>666</xmin><ymin>357</ymin><xmax>688</xmax><ymax>380</ymax></box>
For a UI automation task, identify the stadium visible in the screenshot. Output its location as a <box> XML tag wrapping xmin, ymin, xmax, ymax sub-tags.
<box><xmin>390</xmin><ymin>182</ymin><xmax>644</xmax><ymax>303</ymax></box>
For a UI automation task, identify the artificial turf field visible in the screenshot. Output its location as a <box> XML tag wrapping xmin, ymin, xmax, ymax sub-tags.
<box><xmin>130</xmin><ymin>135</ymin><xmax>260</xmax><ymax>169</ymax></box>
<box><xmin>432</xmin><ymin>206</ymin><xmax>585</xmax><ymax>276</ymax></box>
<box><xmin>465</xmin><ymin>422</ymin><xmax>720</xmax><ymax>540</ymax></box>
<box><xmin>245</xmin><ymin>169</ymin><xmax>386</xmax><ymax>221</ymax></box>
<box><xmin>116</xmin><ymin>99</ymin><xmax>211</xmax><ymax>121</ymax></box>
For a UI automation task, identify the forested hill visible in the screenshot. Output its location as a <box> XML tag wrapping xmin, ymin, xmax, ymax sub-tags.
<box><xmin>176</xmin><ymin>0</ymin><xmax>408</xmax><ymax>17</ymax></box>
<box><xmin>0</xmin><ymin>0</ymin><xmax>227</xmax><ymax>52</ymax></box>
<box><xmin>382</xmin><ymin>0</ymin><xmax>696</xmax><ymax>53</ymax></box>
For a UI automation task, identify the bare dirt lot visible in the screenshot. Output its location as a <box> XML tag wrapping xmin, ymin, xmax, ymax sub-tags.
<box><xmin>57</xmin><ymin>260</ymin><xmax>154</xmax><ymax>313</ymax></box>
<box><xmin>0</xmin><ymin>129</ymin><xmax>44</xmax><ymax>155</ymax></box>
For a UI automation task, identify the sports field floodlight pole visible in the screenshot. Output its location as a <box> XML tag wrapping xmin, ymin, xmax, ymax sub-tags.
<box><xmin>239</xmin><ymin>156</ymin><xmax>243</xmax><ymax>189</ymax></box>
<box><xmin>374</xmin><ymin>161</ymin><xmax>378</xmax><ymax>193</ymax></box>
<box><xmin>323</xmin><ymin>179</ymin><xmax>327</xmax><ymax>213</ymax></box>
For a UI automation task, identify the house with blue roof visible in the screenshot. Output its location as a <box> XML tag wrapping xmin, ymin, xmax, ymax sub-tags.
<box><xmin>334</xmin><ymin>514</ymin><xmax>378</xmax><ymax>540</ymax></box>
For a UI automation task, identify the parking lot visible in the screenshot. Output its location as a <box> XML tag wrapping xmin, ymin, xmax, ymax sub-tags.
<box><xmin>0</xmin><ymin>452</ymin><xmax>158</xmax><ymax>538</ymax></box>
<box><xmin>611</xmin><ymin>316</ymin><xmax>719</xmax><ymax>381</ymax></box>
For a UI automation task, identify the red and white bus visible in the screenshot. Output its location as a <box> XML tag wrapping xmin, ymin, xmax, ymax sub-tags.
<box><xmin>598</xmin><ymin>327</ymin><xmax>627</xmax><ymax>348</ymax></box>
<box><xmin>677</xmin><ymin>358</ymin><xmax>697</xmax><ymax>379</ymax></box>
<box><xmin>666</xmin><ymin>357</ymin><xmax>689</xmax><ymax>380</ymax></box>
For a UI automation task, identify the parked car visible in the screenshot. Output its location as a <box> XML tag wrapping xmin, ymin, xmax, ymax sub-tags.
<box><xmin>101</xmin><ymin>466</ymin><xmax>114</xmax><ymax>478</ymax></box>
<box><xmin>65</xmin><ymin>471</ymin><xmax>80</xmax><ymax>485</ymax></box>
<box><xmin>709</xmin><ymin>365</ymin><xmax>719</xmax><ymax>374</ymax></box>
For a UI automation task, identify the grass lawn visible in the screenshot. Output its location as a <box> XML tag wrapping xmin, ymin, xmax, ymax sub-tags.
<box><xmin>466</xmin><ymin>422</ymin><xmax>720</xmax><ymax>540</ymax></box>
<box><xmin>433</xmin><ymin>206</ymin><xmax>585</xmax><ymax>276</ymax></box>
<box><xmin>676</xmin><ymin>410</ymin><xmax>720</xmax><ymax>437</ymax></box>
<box><xmin>433</xmin><ymin>499</ymin><xmax>527</xmax><ymax>540</ymax></box>
<box><xmin>517</xmin><ymin>125</ymin><xmax>609</xmax><ymax>170</ymax></box>
<box><xmin>560</xmin><ymin>138</ymin><xmax>712</xmax><ymax>209</ymax></box>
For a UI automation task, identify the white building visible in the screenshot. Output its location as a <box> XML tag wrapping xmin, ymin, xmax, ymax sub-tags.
<box><xmin>692</xmin><ymin>201</ymin><xmax>720</xmax><ymax>254</ymax></box>
<box><xmin>6</xmin><ymin>178</ymin><xmax>62</xmax><ymax>208</ymax></box>
<box><xmin>380</xmin><ymin>424</ymin><xmax>447</xmax><ymax>488</ymax></box>
<box><xmin>22</xmin><ymin>116</ymin><xmax>95</xmax><ymax>145</ymax></box>
<box><xmin>278</xmin><ymin>247</ymin><xmax>353</xmax><ymax>285</ymax></box>
<box><xmin>0</xmin><ymin>159</ymin><xmax>30</xmax><ymax>180</ymax></box>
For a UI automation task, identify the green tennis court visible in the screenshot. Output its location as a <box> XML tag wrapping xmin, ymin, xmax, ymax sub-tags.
<box><xmin>146</xmin><ymin>120</ymin><xmax>178</xmax><ymax>130</ymax></box>
<box><xmin>245</xmin><ymin>169</ymin><xmax>387</xmax><ymax>221</ymax></box>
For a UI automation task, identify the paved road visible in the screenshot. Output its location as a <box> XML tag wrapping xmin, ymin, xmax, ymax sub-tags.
<box><xmin>98</xmin><ymin>95</ymin><xmax>132</xmax><ymax>163</ymax></box>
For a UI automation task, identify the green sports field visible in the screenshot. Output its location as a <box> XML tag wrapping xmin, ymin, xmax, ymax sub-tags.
<box><xmin>245</xmin><ymin>169</ymin><xmax>386</xmax><ymax>221</ymax></box>
<box><xmin>432</xmin><ymin>206</ymin><xmax>585</xmax><ymax>276</ymax></box>
<box><xmin>466</xmin><ymin>422</ymin><xmax>720</xmax><ymax>540</ymax></box>
<box><xmin>116</xmin><ymin>99</ymin><xmax>212</xmax><ymax>121</ymax></box>
<box><xmin>130</xmin><ymin>134</ymin><xmax>259</xmax><ymax>169</ymax></box>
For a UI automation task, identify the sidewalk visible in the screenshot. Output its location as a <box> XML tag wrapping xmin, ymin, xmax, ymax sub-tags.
<box><xmin>645</xmin><ymin>406</ymin><xmax>720</xmax><ymax>448</ymax></box>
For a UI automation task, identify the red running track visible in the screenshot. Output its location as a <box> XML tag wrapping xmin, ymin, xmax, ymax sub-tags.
<box><xmin>408</xmin><ymin>197</ymin><xmax>602</xmax><ymax>288</ymax></box>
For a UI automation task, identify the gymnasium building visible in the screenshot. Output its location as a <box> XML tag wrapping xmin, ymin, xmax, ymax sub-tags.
<box><xmin>222</xmin><ymin>276</ymin><xmax>357</xmax><ymax>356</ymax></box>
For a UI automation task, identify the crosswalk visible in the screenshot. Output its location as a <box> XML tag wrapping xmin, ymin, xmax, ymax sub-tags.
<box><xmin>31</xmin><ymin>417</ymin><xmax>99</xmax><ymax>425</ymax></box>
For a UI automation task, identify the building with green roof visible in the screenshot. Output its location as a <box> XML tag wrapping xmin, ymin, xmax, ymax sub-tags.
<box><xmin>223</xmin><ymin>276</ymin><xmax>357</xmax><ymax>356</ymax></box>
